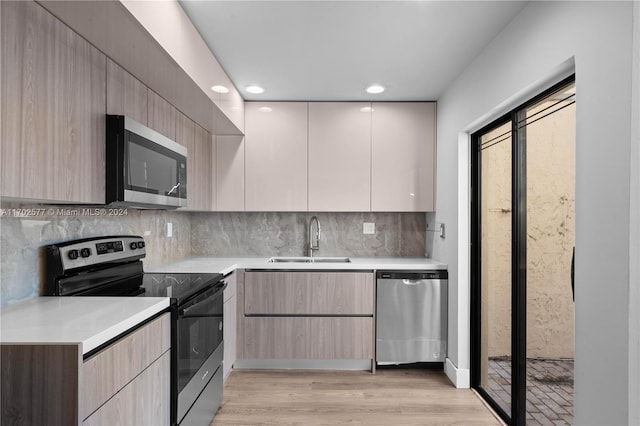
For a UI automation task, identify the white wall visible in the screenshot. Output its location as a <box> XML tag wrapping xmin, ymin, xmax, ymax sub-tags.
<box><xmin>435</xmin><ymin>1</ymin><xmax>637</xmax><ymax>424</ymax></box>
<box><xmin>629</xmin><ymin>3</ymin><xmax>640</xmax><ymax>424</ymax></box>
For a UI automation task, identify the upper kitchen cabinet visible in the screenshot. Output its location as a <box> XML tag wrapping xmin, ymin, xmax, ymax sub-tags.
<box><xmin>117</xmin><ymin>0</ymin><xmax>244</xmax><ymax>135</ymax></box>
<box><xmin>106</xmin><ymin>58</ymin><xmax>148</xmax><ymax>125</ymax></box>
<box><xmin>371</xmin><ymin>102</ymin><xmax>436</xmax><ymax>211</ymax></box>
<box><xmin>216</xmin><ymin>74</ymin><xmax>245</xmax><ymax>134</ymax></box>
<box><xmin>176</xmin><ymin>113</ymin><xmax>213</xmax><ymax>211</ymax></box>
<box><xmin>196</xmin><ymin>124</ymin><xmax>216</xmax><ymax>211</ymax></box>
<box><xmin>308</xmin><ymin>103</ymin><xmax>372</xmax><ymax>211</ymax></box>
<box><xmin>216</xmin><ymin>136</ymin><xmax>245</xmax><ymax>211</ymax></box>
<box><xmin>148</xmin><ymin>90</ymin><xmax>177</xmax><ymax>141</ymax></box>
<box><xmin>1</xmin><ymin>1</ymin><xmax>106</xmax><ymax>204</ymax></box>
<box><xmin>245</xmin><ymin>102</ymin><xmax>308</xmax><ymax>211</ymax></box>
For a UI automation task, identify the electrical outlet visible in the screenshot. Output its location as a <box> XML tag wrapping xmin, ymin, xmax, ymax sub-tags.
<box><xmin>167</xmin><ymin>222</ymin><xmax>173</xmax><ymax>238</ymax></box>
<box><xmin>363</xmin><ymin>222</ymin><xmax>375</xmax><ymax>234</ymax></box>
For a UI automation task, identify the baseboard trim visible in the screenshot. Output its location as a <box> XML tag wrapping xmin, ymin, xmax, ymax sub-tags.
<box><xmin>444</xmin><ymin>357</ymin><xmax>470</xmax><ymax>388</ymax></box>
<box><xmin>234</xmin><ymin>359</ymin><xmax>372</xmax><ymax>370</ymax></box>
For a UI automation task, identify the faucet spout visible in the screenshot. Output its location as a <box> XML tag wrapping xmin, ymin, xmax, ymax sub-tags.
<box><xmin>308</xmin><ymin>216</ymin><xmax>321</xmax><ymax>257</ymax></box>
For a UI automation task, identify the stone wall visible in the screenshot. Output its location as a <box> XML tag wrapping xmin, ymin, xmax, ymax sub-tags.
<box><xmin>0</xmin><ymin>204</ymin><xmax>190</xmax><ymax>305</ymax></box>
<box><xmin>191</xmin><ymin>212</ymin><xmax>426</xmax><ymax>258</ymax></box>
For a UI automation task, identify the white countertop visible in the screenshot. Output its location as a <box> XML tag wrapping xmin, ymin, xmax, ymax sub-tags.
<box><xmin>145</xmin><ymin>256</ymin><xmax>447</xmax><ymax>275</ymax></box>
<box><xmin>0</xmin><ymin>297</ymin><xmax>170</xmax><ymax>354</ymax></box>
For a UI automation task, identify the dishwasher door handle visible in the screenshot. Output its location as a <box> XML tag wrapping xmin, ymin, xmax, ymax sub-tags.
<box><xmin>402</xmin><ymin>279</ymin><xmax>424</xmax><ymax>286</ymax></box>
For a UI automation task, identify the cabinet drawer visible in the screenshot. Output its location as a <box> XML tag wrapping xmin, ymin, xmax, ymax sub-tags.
<box><xmin>83</xmin><ymin>350</ymin><xmax>170</xmax><ymax>425</ymax></box>
<box><xmin>82</xmin><ymin>313</ymin><xmax>170</xmax><ymax>419</ymax></box>
<box><xmin>244</xmin><ymin>272</ymin><xmax>374</xmax><ymax>315</ymax></box>
<box><xmin>241</xmin><ymin>316</ymin><xmax>373</xmax><ymax>359</ymax></box>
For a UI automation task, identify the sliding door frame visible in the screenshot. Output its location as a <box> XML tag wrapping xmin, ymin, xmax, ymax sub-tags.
<box><xmin>470</xmin><ymin>75</ymin><xmax>576</xmax><ymax>425</ymax></box>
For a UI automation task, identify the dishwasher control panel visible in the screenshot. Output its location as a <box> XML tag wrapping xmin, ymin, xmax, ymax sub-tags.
<box><xmin>377</xmin><ymin>270</ymin><xmax>448</xmax><ymax>280</ymax></box>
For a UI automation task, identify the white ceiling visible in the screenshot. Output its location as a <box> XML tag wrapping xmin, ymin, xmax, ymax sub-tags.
<box><xmin>178</xmin><ymin>1</ymin><xmax>528</xmax><ymax>102</ymax></box>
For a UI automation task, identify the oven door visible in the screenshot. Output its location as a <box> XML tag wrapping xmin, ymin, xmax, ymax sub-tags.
<box><xmin>176</xmin><ymin>281</ymin><xmax>225</xmax><ymax>424</ymax></box>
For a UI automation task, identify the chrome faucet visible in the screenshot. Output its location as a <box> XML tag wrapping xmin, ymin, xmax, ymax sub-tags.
<box><xmin>307</xmin><ymin>216</ymin><xmax>321</xmax><ymax>257</ymax></box>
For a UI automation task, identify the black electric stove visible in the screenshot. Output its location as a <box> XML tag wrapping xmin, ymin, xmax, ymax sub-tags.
<box><xmin>44</xmin><ymin>235</ymin><xmax>225</xmax><ymax>426</ymax></box>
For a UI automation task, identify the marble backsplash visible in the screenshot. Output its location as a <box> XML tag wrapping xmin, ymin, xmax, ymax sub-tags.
<box><xmin>191</xmin><ymin>212</ymin><xmax>426</xmax><ymax>257</ymax></box>
<box><xmin>0</xmin><ymin>203</ymin><xmax>190</xmax><ymax>305</ymax></box>
<box><xmin>1</xmin><ymin>207</ymin><xmax>426</xmax><ymax>305</ymax></box>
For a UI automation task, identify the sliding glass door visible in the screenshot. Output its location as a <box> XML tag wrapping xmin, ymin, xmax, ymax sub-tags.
<box><xmin>477</xmin><ymin>120</ymin><xmax>514</xmax><ymax>418</ymax></box>
<box><xmin>471</xmin><ymin>77</ymin><xmax>575</xmax><ymax>425</ymax></box>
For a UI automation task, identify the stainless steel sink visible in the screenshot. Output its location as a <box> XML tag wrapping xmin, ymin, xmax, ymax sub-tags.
<box><xmin>310</xmin><ymin>257</ymin><xmax>351</xmax><ymax>263</ymax></box>
<box><xmin>267</xmin><ymin>257</ymin><xmax>312</xmax><ymax>263</ymax></box>
<box><xmin>267</xmin><ymin>256</ymin><xmax>351</xmax><ymax>264</ymax></box>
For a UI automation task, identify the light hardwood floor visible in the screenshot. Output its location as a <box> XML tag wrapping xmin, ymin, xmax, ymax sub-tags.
<box><xmin>212</xmin><ymin>368</ymin><xmax>502</xmax><ymax>425</ymax></box>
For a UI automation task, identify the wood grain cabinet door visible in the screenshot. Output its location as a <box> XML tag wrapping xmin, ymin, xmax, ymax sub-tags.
<box><xmin>83</xmin><ymin>351</ymin><xmax>170</xmax><ymax>426</ymax></box>
<box><xmin>194</xmin><ymin>123</ymin><xmax>214</xmax><ymax>211</ymax></box>
<box><xmin>106</xmin><ymin>58</ymin><xmax>148</xmax><ymax>125</ymax></box>
<box><xmin>176</xmin><ymin>112</ymin><xmax>214</xmax><ymax>211</ymax></box>
<box><xmin>82</xmin><ymin>313</ymin><xmax>171</xmax><ymax>420</ymax></box>
<box><xmin>244</xmin><ymin>271</ymin><xmax>374</xmax><ymax>315</ymax></box>
<box><xmin>216</xmin><ymin>135</ymin><xmax>245</xmax><ymax>211</ymax></box>
<box><xmin>147</xmin><ymin>89</ymin><xmax>177</xmax><ymax>141</ymax></box>
<box><xmin>223</xmin><ymin>272</ymin><xmax>237</xmax><ymax>380</ymax></box>
<box><xmin>241</xmin><ymin>317</ymin><xmax>373</xmax><ymax>359</ymax></box>
<box><xmin>239</xmin><ymin>271</ymin><xmax>375</xmax><ymax>360</ymax></box>
<box><xmin>1</xmin><ymin>1</ymin><xmax>106</xmax><ymax>203</ymax></box>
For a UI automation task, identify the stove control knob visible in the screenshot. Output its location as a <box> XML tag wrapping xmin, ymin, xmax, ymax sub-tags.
<box><xmin>137</xmin><ymin>241</ymin><xmax>145</xmax><ymax>249</ymax></box>
<box><xmin>68</xmin><ymin>249</ymin><xmax>79</xmax><ymax>260</ymax></box>
<box><xmin>80</xmin><ymin>248</ymin><xmax>92</xmax><ymax>258</ymax></box>
<box><xmin>130</xmin><ymin>242</ymin><xmax>138</xmax><ymax>250</ymax></box>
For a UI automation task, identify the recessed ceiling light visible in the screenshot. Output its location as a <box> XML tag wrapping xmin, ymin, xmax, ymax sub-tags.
<box><xmin>211</xmin><ymin>85</ymin><xmax>229</xmax><ymax>94</ymax></box>
<box><xmin>360</xmin><ymin>106</ymin><xmax>375</xmax><ymax>113</ymax></box>
<box><xmin>246</xmin><ymin>85</ymin><xmax>264</xmax><ymax>94</ymax></box>
<box><xmin>258</xmin><ymin>106</ymin><xmax>273</xmax><ymax>113</ymax></box>
<box><xmin>366</xmin><ymin>85</ymin><xmax>385</xmax><ymax>94</ymax></box>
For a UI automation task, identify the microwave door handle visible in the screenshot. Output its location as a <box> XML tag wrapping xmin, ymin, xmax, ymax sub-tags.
<box><xmin>167</xmin><ymin>182</ymin><xmax>180</xmax><ymax>196</ymax></box>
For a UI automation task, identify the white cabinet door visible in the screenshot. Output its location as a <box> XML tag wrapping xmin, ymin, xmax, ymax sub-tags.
<box><xmin>218</xmin><ymin>74</ymin><xmax>245</xmax><ymax>134</ymax></box>
<box><xmin>245</xmin><ymin>102</ymin><xmax>308</xmax><ymax>211</ymax></box>
<box><xmin>216</xmin><ymin>135</ymin><xmax>245</xmax><ymax>211</ymax></box>
<box><xmin>308</xmin><ymin>103</ymin><xmax>372</xmax><ymax>211</ymax></box>
<box><xmin>371</xmin><ymin>102</ymin><xmax>436</xmax><ymax>211</ymax></box>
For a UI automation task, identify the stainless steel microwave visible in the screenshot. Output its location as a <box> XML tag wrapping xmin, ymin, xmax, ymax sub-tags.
<box><xmin>106</xmin><ymin>115</ymin><xmax>187</xmax><ymax>208</ymax></box>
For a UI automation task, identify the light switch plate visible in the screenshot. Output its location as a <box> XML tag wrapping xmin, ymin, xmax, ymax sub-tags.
<box><xmin>363</xmin><ymin>222</ymin><xmax>375</xmax><ymax>234</ymax></box>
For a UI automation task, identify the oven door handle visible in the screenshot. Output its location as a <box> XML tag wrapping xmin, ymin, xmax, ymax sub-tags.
<box><xmin>179</xmin><ymin>281</ymin><xmax>227</xmax><ymax>316</ymax></box>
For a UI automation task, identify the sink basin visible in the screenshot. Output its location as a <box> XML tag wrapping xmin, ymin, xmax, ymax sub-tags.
<box><xmin>267</xmin><ymin>256</ymin><xmax>351</xmax><ymax>264</ymax></box>
<box><xmin>310</xmin><ymin>257</ymin><xmax>351</xmax><ymax>263</ymax></box>
<box><xmin>267</xmin><ymin>257</ymin><xmax>312</xmax><ymax>263</ymax></box>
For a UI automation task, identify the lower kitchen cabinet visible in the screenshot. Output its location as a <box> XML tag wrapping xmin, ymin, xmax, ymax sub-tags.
<box><xmin>241</xmin><ymin>316</ymin><xmax>373</xmax><ymax>359</ymax></box>
<box><xmin>238</xmin><ymin>271</ymin><xmax>374</xmax><ymax>364</ymax></box>
<box><xmin>223</xmin><ymin>270</ymin><xmax>239</xmax><ymax>380</ymax></box>
<box><xmin>0</xmin><ymin>313</ymin><xmax>171</xmax><ymax>426</ymax></box>
<box><xmin>83</xmin><ymin>351</ymin><xmax>170</xmax><ymax>426</ymax></box>
<box><xmin>244</xmin><ymin>271</ymin><xmax>374</xmax><ymax>315</ymax></box>
<box><xmin>82</xmin><ymin>313</ymin><xmax>171</xmax><ymax>422</ymax></box>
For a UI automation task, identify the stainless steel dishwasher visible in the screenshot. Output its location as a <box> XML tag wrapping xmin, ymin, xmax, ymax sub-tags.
<box><xmin>376</xmin><ymin>270</ymin><xmax>448</xmax><ymax>364</ymax></box>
